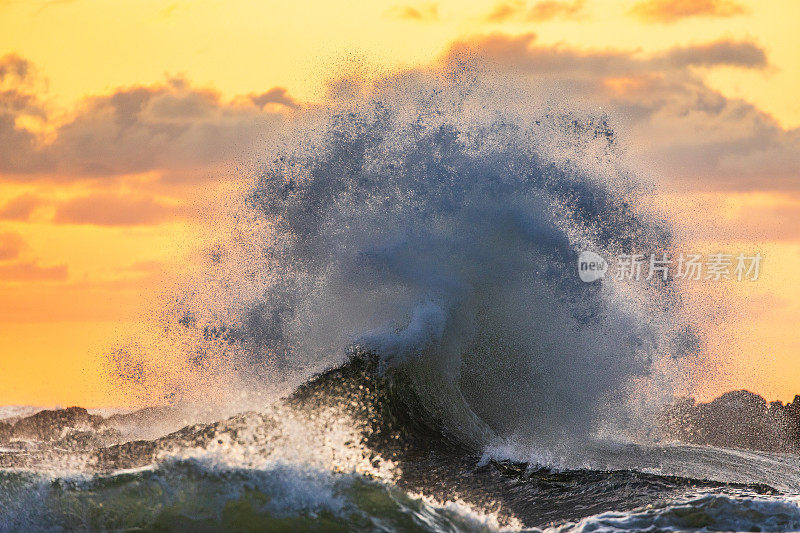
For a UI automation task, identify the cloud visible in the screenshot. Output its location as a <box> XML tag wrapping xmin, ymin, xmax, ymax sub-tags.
<box><xmin>1</xmin><ymin>44</ymin><xmax>794</xmax><ymax>196</ymax></box>
<box><xmin>487</xmin><ymin>1</ymin><xmax>522</xmax><ymax>22</ymax></box>
<box><xmin>661</xmin><ymin>41</ymin><xmax>767</xmax><ymax>69</ymax></box>
<box><xmin>446</xmin><ymin>34</ymin><xmax>766</xmax><ymax>75</ymax></box>
<box><xmin>441</xmin><ymin>34</ymin><xmax>800</xmax><ymax>191</ymax></box>
<box><xmin>0</xmin><ymin>54</ymin><xmax>31</xmax><ymax>81</ymax></box>
<box><xmin>48</xmin><ymin>79</ymin><xmax>284</xmax><ymax>177</ymax></box>
<box><xmin>0</xmin><ymin>261</ymin><xmax>67</xmax><ymax>282</ymax></box>
<box><xmin>487</xmin><ymin>0</ymin><xmax>586</xmax><ymax>22</ymax></box>
<box><xmin>387</xmin><ymin>3</ymin><xmax>439</xmax><ymax>21</ymax></box>
<box><xmin>250</xmin><ymin>87</ymin><xmax>299</xmax><ymax>109</ymax></box>
<box><xmin>0</xmin><ymin>71</ymin><xmax>291</xmax><ymax>179</ymax></box>
<box><xmin>0</xmin><ymin>193</ymin><xmax>42</xmax><ymax>221</ymax></box>
<box><xmin>0</xmin><ymin>54</ymin><xmax>51</xmax><ymax>174</ymax></box>
<box><xmin>527</xmin><ymin>0</ymin><xmax>585</xmax><ymax>21</ymax></box>
<box><xmin>53</xmin><ymin>193</ymin><xmax>177</xmax><ymax>226</ymax></box>
<box><xmin>630</xmin><ymin>0</ymin><xmax>747</xmax><ymax>23</ymax></box>
<box><xmin>0</xmin><ymin>232</ymin><xmax>24</xmax><ymax>261</ymax></box>
<box><xmin>0</xmin><ymin>192</ymin><xmax>176</xmax><ymax>227</ymax></box>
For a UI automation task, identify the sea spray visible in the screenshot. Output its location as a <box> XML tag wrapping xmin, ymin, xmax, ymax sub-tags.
<box><xmin>133</xmin><ymin>75</ymin><xmax>699</xmax><ymax>450</ymax></box>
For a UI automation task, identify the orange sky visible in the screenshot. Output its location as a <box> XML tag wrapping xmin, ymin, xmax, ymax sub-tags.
<box><xmin>1</xmin><ymin>0</ymin><xmax>799</xmax><ymax>406</ymax></box>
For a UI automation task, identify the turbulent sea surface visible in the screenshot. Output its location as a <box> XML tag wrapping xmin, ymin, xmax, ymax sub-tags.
<box><xmin>2</xmin><ymin>78</ymin><xmax>798</xmax><ymax>531</ymax></box>
<box><xmin>2</xmin><ymin>357</ymin><xmax>800</xmax><ymax>532</ymax></box>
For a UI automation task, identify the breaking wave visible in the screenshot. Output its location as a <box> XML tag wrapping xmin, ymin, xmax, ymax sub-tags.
<box><xmin>147</xmin><ymin>76</ymin><xmax>698</xmax><ymax>453</ymax></box>
<box><xmin>7</xmin><ymin>76</ymin><xmax>792</xmax><ymax>532</ymax></box>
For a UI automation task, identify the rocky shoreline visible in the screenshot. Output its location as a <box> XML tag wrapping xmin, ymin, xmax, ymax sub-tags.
<box><xmin>2</xmin><ymin>389</ymin><xmax>800</xmax><ymax>468</ymax></box>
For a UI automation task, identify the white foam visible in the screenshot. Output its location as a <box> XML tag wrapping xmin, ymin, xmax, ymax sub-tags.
<box><xmin>549</xmin><ymin>492</ymin><xmax>800</xmax><ymax>533</ymax></box>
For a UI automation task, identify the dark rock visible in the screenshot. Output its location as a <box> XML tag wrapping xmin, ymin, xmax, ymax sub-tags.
<box><xmin>11</xmin><ymin>407</ymin><xmax>106</xmax><ymax>442</ymax></box>
<box><xmin>91</xmin><ymin>412</ymin><xmax>279</xmax><ymax>471</ymax></box>
<box><xmin>0</xmin><ymin>421</ymin><xmax>11</xmax><ymax>444</ymax></box>
<box><xmin>105</xmin><ymin>406</ymin><xmax>180</xmax><ymax>428</ymax></box>
<box><xmin>660</xmin><ymin>390</ymin><xmax>800</xmax><ymax>453</ymax></box>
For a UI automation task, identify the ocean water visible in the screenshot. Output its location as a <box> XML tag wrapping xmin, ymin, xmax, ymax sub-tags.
<box><xmin>2</xmin><ymin>359</ymin><xmax>800</xmax><ymax>531</ymax></box>
<box><xmin>2</xmin><ymin>77</ymin><xmax>797</xmax><ymax>531</ymax></box>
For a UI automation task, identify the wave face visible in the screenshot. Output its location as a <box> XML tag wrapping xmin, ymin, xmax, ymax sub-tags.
<box><xmin>162</xmin><ymin>79</ymin><xmax>696</xmax><ymax>451</ymax></box>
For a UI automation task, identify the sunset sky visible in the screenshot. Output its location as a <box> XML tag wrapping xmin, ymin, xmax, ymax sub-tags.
<box><xmin>1</xmin><ymin>0</ymin><xmax>799</xmax><ymax>407</ymax></box>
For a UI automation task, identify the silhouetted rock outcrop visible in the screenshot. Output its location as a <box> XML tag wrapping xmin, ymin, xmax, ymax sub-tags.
<box><xmin>0</xmin><ymin>406</ymin><xmax>121</xmax><ymax>450</ymax></box>
<box><xmin>9</xmin><ymin>407</ymin><xmax>105</xmax><ymax>441</ymax></box>
<box><xmin>660</xmin><ymin>390</ymin><xmax>800</xmax><ymax>453</ymax></box>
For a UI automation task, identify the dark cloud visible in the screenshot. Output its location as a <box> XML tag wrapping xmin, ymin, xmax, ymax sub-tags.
<box><xmin>0</xmin><ymin>261</ymin><xmax>67</xmax><ymax>282</ymax></box>
<box><xmin>487</xmin><ymin>0</ymin><xmax>585</xmax><ymax>22</ymax></box>
<box><xmin>250</xmin><ymin>87</ymin><xmax>299</xmax><ymax>109</ymax></box>
<box><xmin>0</xmin><ymin>193</ymin><xmax>42</xmax><ymax>221</ymax></box>
<box><xmin>53</xmin><ymin>193</ymin><xmax>177</xmax><ymax>226</ymax></box>
<box><xmin>630</xmin><ymin>0</ymin><xmax>747</xmax><ymax>23</ymax></box>
<box><xmin>0</xmin><ymin>232</ymin><xmax>24</xmax><ymax>261</ymax></box>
